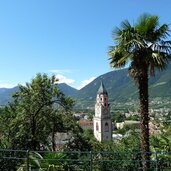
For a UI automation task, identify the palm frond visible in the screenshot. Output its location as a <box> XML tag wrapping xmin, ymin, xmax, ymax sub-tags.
<box><xmin>108</xmin><ymin>46</ymin><xmax>129</xmax><ymax>68</ymax></box>
<box><xmin>150</xmin><ymin>43</ymin><xmax>171</xmax><ymax>54</ymax></box>
<box><xmin>150</xmin><ymin>51</ymin><xmax>170</xmax><ymax>71</ymax></box>
<box><xmin>136</xmin><ymin>14</ymin><xmax>160</xmax><ymax>41</ymax></box>
<box><xmin>145</xmin><ymin>15</ymin><xmax>159</xmax><ymax>33</ymax></box>
<box><xmin>152</xmin><ymin>24</ymin><xmax>170</xmax><ymax>41</ymax></box>
<box><xmin>112</xmin><ymin>27</ymin><xmax>122</xmax><ymax>40</ymax></box>
<box><xmin>120</xmin><ymin>20</ymin><xmax>132</xmax><ymax>30</ymax></box>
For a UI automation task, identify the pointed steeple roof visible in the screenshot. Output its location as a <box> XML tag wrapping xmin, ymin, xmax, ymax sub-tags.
<box><xmin>97</xmin><ymin>81</ymin><xmax>108</xmax><ymax>95</ymax></box>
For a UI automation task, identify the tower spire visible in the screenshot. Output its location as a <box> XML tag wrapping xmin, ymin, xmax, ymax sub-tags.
<box><xmin>97</xmin><ymin>81</ymin><xmax>108</xmax><ymax>95</ymax></box>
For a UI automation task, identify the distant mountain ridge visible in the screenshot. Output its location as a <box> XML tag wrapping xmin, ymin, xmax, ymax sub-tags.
<box><xmin>57</xmin><ymin>83</ymin><xmax>78</xmax><ymax>96</ymax></box>
<box><xmin>0</xmin><ymin>83</ymin><xmax>78</xmax><ymax>106</ymax></box>
<box><xmin>0</xmin><ymin>63</ymin><xmax>171</xmax><ymax>107</ymax></box>
<box><xmin>0</xmin><ymin>87</ymin><xmax>19</xmax><ymax>106</ymax></box>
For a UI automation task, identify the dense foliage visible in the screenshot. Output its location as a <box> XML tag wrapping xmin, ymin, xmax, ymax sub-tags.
<box><xmin>0</xmin><ymin>74</ymin><xmax>76</xmax><ymax>150</ymax></box>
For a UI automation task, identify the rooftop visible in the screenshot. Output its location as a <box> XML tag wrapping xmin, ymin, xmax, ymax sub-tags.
<box><xmin>97</xmin><ymin>81</ymin><xmax>108</xmax><ymax>95</ymax></box>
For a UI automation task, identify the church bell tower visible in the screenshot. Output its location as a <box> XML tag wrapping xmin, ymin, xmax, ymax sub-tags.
<box><xmin>93</xmin><ymin>81</ymin><xmax>112</xmax><ymax>142</ymax></box>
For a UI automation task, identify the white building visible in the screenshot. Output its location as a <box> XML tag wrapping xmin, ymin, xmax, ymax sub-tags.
<box><xmin>93</xmin><ymin>81</ymin><xmax>112</xmax><ymax>142</ymax></box>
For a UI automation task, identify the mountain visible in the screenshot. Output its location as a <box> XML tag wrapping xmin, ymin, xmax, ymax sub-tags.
<box><xmin>57</xmin><ymin>83</ymin><xmax>78</xmax><ymax>96</ymax></box>
<box><xmin>74</xmin><ymin>63</ymin><xmax>171</xmax><ymax>108</ymax></box>
<box><xmin>0</xmin><ymin>86</ymin><xmax>19</xmax><ymax>106</ymax></box>
<box><xmin>0</xmin><ymin>83</ymin><xmax>78</xmax><ymax>106</ymax></box>
<box><xmin>0</xmin><ymin>63</ymin><xmax>171</xmax><ymax>107</ymax></box>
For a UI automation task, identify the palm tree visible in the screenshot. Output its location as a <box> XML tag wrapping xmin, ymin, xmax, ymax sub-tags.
<box><xmin>108</xmin><ymin>14</ymin><xmax>171</xmax><ymax>170</ymax></box>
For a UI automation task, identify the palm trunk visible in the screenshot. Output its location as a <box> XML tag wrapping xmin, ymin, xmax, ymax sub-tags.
<box><xmin>138</xmin><ymin>67</ymin><xmax>150</xmax><ymax>171</ymax></box>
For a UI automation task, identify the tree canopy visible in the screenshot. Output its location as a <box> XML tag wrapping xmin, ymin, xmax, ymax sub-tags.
<box><xmin>0</xmin><ymin>73</ymin><xmax>74</xmax><ymax>150</ymax></box>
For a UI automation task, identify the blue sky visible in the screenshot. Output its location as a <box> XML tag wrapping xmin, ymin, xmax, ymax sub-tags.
<box><xmin>0</xmin><ymin>0</ymin><xmax>170</xmax><ymax>89</ymax></box>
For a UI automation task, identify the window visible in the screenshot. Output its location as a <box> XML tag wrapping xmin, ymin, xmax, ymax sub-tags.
<box><xmin>105</xmin><ymin>122</ymin><xmax>109</xmax><ymax>132</ymax></box>
<box><xmin>96</xmin><ymin>122</ymin><xmax>99</xmax><ymax>131</ymax></box>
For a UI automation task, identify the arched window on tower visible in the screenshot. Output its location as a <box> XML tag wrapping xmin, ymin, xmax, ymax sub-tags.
<box><xmin>105</xmin><ymin>122</ymin><xmax>109</xmax><ymax>132</ymax></box>
<box><xmin>96</xmin><ymin>122</ymin><xmax>99</xmax><ymax>131</ymax></box>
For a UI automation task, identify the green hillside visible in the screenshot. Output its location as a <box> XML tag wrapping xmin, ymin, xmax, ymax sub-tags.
<box><xmin>74</xmin><ymin>63</ymin><xmax>171</xmax><ymax>108</ymax></box>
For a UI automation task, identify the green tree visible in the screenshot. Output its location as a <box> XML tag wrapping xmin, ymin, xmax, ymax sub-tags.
<box><xmin>108</xmin><ymin>14</ymin><xmax>171</xmax><ymax>170</ymax></box>
<box><xmin>6</xmin><ymin>73</ymin><xmax>74</xmax><ymax>150</ymax></box>
<box><xmin>150</xmin><ymin>129</ymin><xmax>171</xmax><ymax>170</ymax></box>
<box><xmin>111</xmin><ymin>111</ymin><xmax>126</xmax><ymax>122</ymax></box>
<box><xmin>0</xmin><ymin>102</ymin><xmax>18</xmax><ymax>148</ymax></box>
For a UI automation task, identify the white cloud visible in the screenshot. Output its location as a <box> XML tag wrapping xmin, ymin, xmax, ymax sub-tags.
<box><xmin>78</xmin><ymin>77</ymin><xmax>96</xmax><ymax>90</ymax></box>
<box><xmin>55</xmin><ymin>74</ymin><xmax>75</xmax><ymax>85</ymax></box>
<box><xmin>49</xmin><ymin>69</ymin><xmax>73</xmax><ymax>74</ymax></box>
<box><xmin>0</xmin><ymin>83</ymin><xmax>17</xmax><ymax>88</ymax></box>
